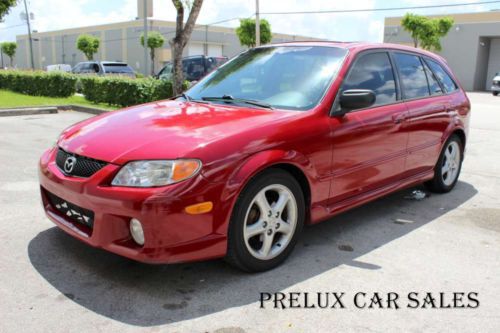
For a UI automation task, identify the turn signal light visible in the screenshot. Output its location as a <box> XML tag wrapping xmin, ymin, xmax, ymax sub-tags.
<box><xmin>185</xmin><ymin>201</ymin><xmax>213</xmax><ymax>215</ymax></box>
<box><xmin>172</xmin><ymin>160</ymin><xmax>202</xmax><ymax>182</ymax></box>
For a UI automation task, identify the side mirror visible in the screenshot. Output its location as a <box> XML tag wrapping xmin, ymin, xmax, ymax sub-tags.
<box><xmin>335</xmin><ymin>89</ymin><xmax>376</xmax><ymax>115</ymax></box>
<box><xmin>340</xmin><ymin>89</ymin><xmax>376</xmax><ymax>110</ymax></box>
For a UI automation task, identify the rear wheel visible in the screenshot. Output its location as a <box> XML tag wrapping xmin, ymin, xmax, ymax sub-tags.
<box><xmin>493</xmin><ymin>91</ymin><xmax>499</xmax><ymax>96</ymax></box>
<box><xmin>425</xmin><ymin>135</ymin><xmax>463</xmax><ymax>193</ymax></box>
<box><xmin>226</xmin><ymin>169</ymin><xmax>305</xmax><ymax>272</ymax></box>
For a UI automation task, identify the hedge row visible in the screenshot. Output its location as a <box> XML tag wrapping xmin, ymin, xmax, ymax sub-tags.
<box><xmin>80</xmin><ymin>76</ymin><xmax>188</xmax><ymax>107</ymax></box>
<box><xmin>0</xmin><ymin>70</ymin><xmax>77</xmax><ymax>97</ymax></box>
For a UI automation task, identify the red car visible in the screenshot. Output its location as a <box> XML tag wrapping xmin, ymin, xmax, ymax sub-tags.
<box><xmin>39</xmin><ymin>42</ymin><xmax>470</xmax><ymax>272</ymax></box>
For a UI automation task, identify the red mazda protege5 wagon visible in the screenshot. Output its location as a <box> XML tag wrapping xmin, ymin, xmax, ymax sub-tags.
<box><xmin>39</xmin><ymin>42</ymin><xmax>470</xmax><ymax>272</ymax></box>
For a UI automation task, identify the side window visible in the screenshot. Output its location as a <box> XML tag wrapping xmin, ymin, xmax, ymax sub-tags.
<box><xmin>422</xmin><ymin>60</ymin><xmax>443</xmax><ymax>95</ymax></box>
<box><xmin>425</xmin><ymin>59</ymin><xmax>458</xmax><ymax>93</ymax></box>
<box><xmin>342</xmin><ymin>52</ymin><xmax>397</xmax><ymax>106</ymax></box>
<box><xmin>393</xmin><ymin>53</ymin><xmax>430</xmax><ymax>99</ymax></box>
<box><xmin>82</xmin><ymin>63</ymin><xmax>93</xmax><ymax>72</ymax></box>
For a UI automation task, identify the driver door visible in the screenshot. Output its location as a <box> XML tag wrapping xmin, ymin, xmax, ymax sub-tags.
<box><xmin>329</xmin><ymin>51</ymin><xmax>409</xmax><ymax>205</ymax></box>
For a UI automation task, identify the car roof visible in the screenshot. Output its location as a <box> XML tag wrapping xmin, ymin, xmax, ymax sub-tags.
<box><xmin>100</xmin><ymin>61</ymin><xmax>129</xmax><ymax>65</ymax></box>
<box><xmin>262</xmin><ymin>41</ymin><xmax>445</xmax><ymax>62</ymax></box>
<box><xmin>76</xmin><ymin>61</ymin><xmax>128</xmax><ymax>64</ymax></box>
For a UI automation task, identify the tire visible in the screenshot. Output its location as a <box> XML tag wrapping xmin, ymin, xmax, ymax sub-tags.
<box><xmin>493</xmin><ymin>91</ymin><xmax>499</xmax><ymax>96</ymax></box>
<box><xmin>226</xmin><ymin>169</ymin><xmax>305</xmax><ymax>272</ymax></box>
<box><xmin>425</xmin><ymin>134</ymin><xmax>463</xmax><ymax>193</ymax></box>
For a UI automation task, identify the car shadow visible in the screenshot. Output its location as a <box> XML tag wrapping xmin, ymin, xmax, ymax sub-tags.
<box><xmin>28</xmin><ymin>181</ymin><xmax>477</xmax><ymax>326</ymax></box>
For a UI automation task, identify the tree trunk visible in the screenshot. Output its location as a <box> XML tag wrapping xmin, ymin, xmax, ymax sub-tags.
<box><xmin>413</xmin><ymin>37</ymin><xmax>418</xmax><ymax>48</ymax></box>
<box><xmin>170</xmin><ymin>0</ymin><xmax>204</xmax><ymax>95</ymax></box>
<box><xmin>170</xmin><ymin>40</ymin><xmax>184</xmax><ymax>95</ymax></box>
<box><xmin>150</xmin><ymin>49</ymin><xmax>155</xmax><ymax>75</ymax></box>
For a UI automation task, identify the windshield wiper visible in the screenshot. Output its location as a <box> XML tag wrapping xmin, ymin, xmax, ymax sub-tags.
<box><xmin>173</xmin><ymin>93</ymin><xmax>209</xmax><ymax>104</ymax></box>
<box><xmin>201</xmin><ymin>95</ymin><xmax>273</xmax><ymax>109</ymax></box>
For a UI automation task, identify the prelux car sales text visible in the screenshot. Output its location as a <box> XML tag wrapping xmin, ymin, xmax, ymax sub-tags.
<box><xmin>259</xmin><ymin>292</ymin><xmax>479</xmax><ymax>309</ymax></box>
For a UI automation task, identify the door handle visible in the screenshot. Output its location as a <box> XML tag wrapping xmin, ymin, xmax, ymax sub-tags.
<box><xmin>392</xmin><ymin>114</ymin><xmax>406</xmax><ymax>124</ymax></box>
<box><xmin>446</xmin><ymin>107</ymin><xmax>458</xmax><ymax>116</ymax></box>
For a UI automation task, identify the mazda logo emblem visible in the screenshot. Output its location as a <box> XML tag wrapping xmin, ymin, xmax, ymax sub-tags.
<box><xmin>64</xmin><ymin>156</ymin><xmax>77</xmax><ymax>174</ymax></box>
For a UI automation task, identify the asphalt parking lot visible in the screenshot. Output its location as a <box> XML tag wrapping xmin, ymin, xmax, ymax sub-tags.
<box><xmin>0</xmin><ymin>92</ymin><xmax>499</xmax><ymax>332</ymax></box>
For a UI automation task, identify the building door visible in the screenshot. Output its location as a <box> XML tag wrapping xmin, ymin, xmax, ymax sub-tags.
<box><xmin>208</xmin><ymin>45</ymin><xmax>222</xmax><ymax>57</ymax></box>
<box><xmin>188</xmin><ymin>44</ymin><xmax>204</xmax><ymax>56</ymax></box>
<box><xmin>486</xmin><ymin>38</ymin><xmax>500</xmax><ymax>90</ymax></box>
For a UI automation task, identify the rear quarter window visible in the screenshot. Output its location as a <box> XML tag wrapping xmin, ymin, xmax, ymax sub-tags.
<box><xmin>422</xmin><ymin>61</ymin><xmax>443</xmax><ymax>95</ymax></box>
<box><xmin>424</xmin><ymin>59</ymin><xmax>458</xmax><ymax>93</ymax></box>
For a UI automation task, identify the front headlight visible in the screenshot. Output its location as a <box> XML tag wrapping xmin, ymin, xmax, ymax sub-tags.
<box><xmin>111</xmin><ymin>159</ymin><xmax>201</xmax><ymax>187</ymax></box>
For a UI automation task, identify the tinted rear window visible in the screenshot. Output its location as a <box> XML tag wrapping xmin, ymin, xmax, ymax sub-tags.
<box><xmin>103</xmin><ymin>64</ymin><xmax>133</xmax><ymax>73</ymax></box>
<box><xmin>425</xmin><ymin>59</ymin><xmax>458</xmax><ymax>93</ymax></box>
<box><xmin>393</xmin><ymin>53</ymin><xmax>429</xmax><ymax>99</ymax></box>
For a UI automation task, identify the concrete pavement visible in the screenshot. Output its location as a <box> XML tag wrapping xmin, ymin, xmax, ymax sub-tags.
<box><xmin>0</xmin><ymin>92</ymin><xmax>499</xmax><ymax>332</ymax></box>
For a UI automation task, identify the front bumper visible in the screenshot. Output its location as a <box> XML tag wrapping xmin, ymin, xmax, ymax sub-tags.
<box><xmin>491</xmin><ymin>84</ymin><xmax>500</xmax><ymax>92</ymax></box>
<box><xmin>38</xmin><ymin>147</ymin><xmax>228</xmax><ymax>264</ymax></box>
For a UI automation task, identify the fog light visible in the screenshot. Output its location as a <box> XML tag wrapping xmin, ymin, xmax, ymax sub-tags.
<box><xmin>130</xmin><ymin>218</ymin><xmax>144</xmax><ymax>245</ymax></box>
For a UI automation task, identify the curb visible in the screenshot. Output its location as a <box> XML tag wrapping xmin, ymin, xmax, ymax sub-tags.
<box><xmin>57</xmin><ymin>105</ymin><xmax>107</xmax><ymax>115</ymax></box>
<box><xmin>0</xmin><ymin>107</ymin><xmax>58</xmax><ymax>117</ymax></box>
<box><xmin>0</xmin><ymin>105</ymin><xmax>108</xmax><ymax>117</ymax></box>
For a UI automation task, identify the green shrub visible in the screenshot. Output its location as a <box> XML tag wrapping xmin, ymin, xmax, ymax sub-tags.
<box><xmin>0</xmin><ymin>70</ymin><xmax>77</xmax><ymax>97</ymax></box>
<box><xmin>0</xmin><ymin>70</ymin><xmax>187</xmax><ymax>106</ymax></box>
<box><xmin>80</xmin><ymin>76</ymin><xmax>188</xmax><ymax>107</ymax></box>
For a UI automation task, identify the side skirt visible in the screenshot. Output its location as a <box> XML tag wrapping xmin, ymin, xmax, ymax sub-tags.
<box><xmin>310</xmin><ymin>170</ymin><xmax>434</xmax><ymax>225</ymax></box>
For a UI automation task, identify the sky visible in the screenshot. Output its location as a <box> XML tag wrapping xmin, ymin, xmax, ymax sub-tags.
<box><xmin>0</xmin><ymin>0</ymin><xmax>498</xmax><ymax>43</ymax></box>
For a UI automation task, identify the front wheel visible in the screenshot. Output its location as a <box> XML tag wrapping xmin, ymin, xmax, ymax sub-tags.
<box><xmin>425</xmin><ymin>134</ymin><xmax>463</xmax><ymax>193</ymax></box>
<box><xmin>493</xmin><ymin>91</ymin><xmax>499</xmax><ymax>96</ymax></box>
<box><xmin>226</xmin><ymin>169</ymin><xmax>305</xmax><ymax>272</ymax></box>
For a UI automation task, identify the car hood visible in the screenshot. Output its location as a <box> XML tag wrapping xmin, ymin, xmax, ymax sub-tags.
<box><xmin>58</xmin><ymin>100</ymin><xmax>298</xmax><ymax>165</ymax></box>
<box><xmin>493</xmin><ymin>75</ymin><xmax>500</xmax><ymax>81</ymax></box>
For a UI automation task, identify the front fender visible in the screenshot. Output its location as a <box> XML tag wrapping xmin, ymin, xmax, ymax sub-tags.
<box><xmin>213</xmin><ymin>149</ymin><xmax>315</xmax><ymax>234</ymax></box>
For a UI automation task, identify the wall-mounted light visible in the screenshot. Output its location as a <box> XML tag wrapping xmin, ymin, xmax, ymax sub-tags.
<box><xmin>480</xmin><ymin>41</ymin><xmax>486</xmax><ymax>47</ymax></box>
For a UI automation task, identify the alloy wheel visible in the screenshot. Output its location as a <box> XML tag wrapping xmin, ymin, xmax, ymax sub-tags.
<box><xmin>243</xmin><ymin>184</ymin><xmax>298</xmax><ymax>261</ymax></box>
<box><xmin>441</xmin><ymin>141</ymin><xmax>461</xmax><ymax>186</ymax></box>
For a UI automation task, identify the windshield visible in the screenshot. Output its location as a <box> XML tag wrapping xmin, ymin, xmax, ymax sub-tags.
<box><xmin>187</xmin><ymin>46</ymin><xmax>348</xmax><ymax>111</ymax></box>
<box><xmin>103</xmin><ymin>64</ymin><xmax>134</xmax><ymax>74</ymax></box>
<box><xmin>160</xmin><ymin>63</ymin><xmax>173</xmax><ymax>75</ymax></box>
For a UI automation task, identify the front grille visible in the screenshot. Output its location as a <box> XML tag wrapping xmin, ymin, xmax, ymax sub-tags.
<box><xmin>494</xmin><ymin>80</ymin><xmax>500</xmax><ymax>86</ymax></box>
<box><xmin>46</xmin><ymin>191</ymin><xmax>94</xmax><ymax>229</ymax></box>
<box><xmin>55</xmin><ymin>148</ymin><xmax>107</xmax><ymax>178</ymax></box>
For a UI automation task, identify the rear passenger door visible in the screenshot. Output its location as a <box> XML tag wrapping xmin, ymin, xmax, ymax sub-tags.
<box><xmin>392</xmin><ymin>52</ymin><xmax>450</xmax><ymax>176</ymax></box>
